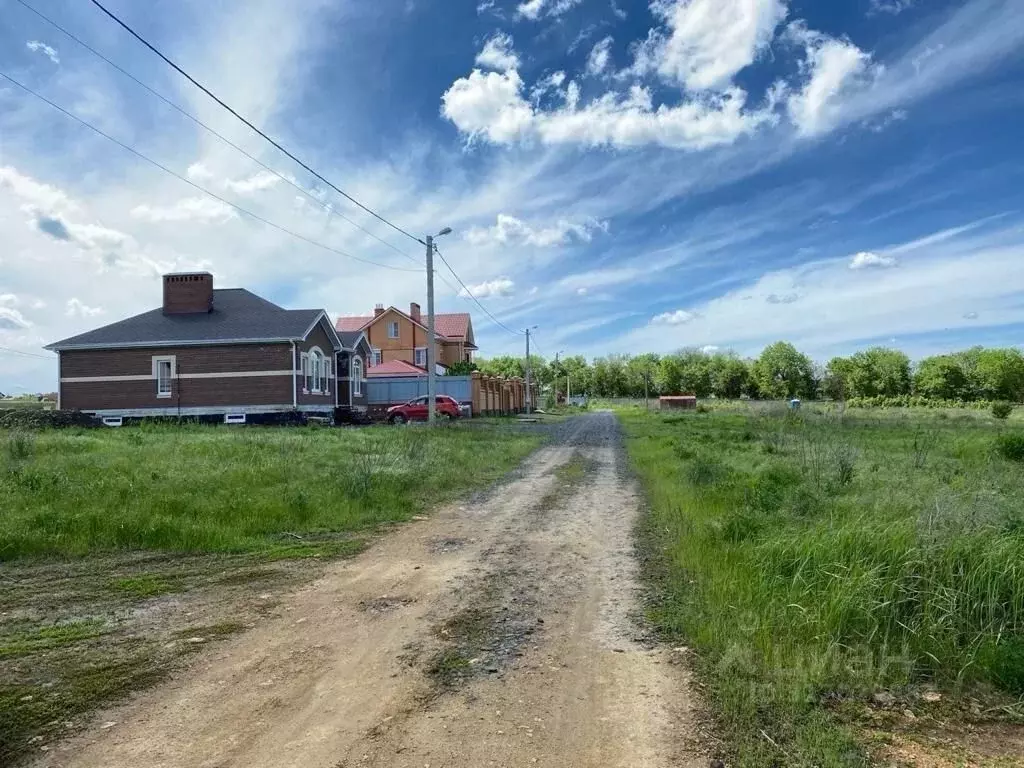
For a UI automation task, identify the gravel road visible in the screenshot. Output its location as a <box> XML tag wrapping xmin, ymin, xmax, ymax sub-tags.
<box><xmin>38</xmin><ymin>412</ymin><xmax>704</xmax><ymax>768</ymax></box>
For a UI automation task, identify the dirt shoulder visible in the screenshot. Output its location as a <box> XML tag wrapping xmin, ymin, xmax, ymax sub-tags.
<box><xmin>32</xmin><ymin>413</ymin><xmax>704</xmax><ymax>768</ymax></box>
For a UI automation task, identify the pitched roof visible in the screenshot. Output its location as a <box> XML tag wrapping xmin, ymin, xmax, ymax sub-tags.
<box><xmin>46</xmin><ymin>289</ymin><xmax>332</xmax><ymax>351</ymax></box>
<box><xmin>366</xmin><ymin>360</ymin><xmax>427</xmax><ymax>377</ymax></box>
<box><xmin>337</xmin><ymin>330</ymin><xmax>368</xmax><ymax>350</ymax></box>
<box><xmin>334</xmin><ymin>308</ymin><xmax>471</xmax><ymax>340</ymax></box>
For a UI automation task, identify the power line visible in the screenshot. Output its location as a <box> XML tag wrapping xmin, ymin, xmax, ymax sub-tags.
<box><xmin>13</xmin><ymin>0</ymin><xmax>424</xmax><ymax>270</ymax></box>
<box><xmin>0</xmin><ymin>346</ymin><xmax>53</xmax><ymax>360</ymax></box>
<box><xmin>0</xmin><ymin>70</ymin><xmax>422</xmax><ymax>273</ymax></box>
<box><xmin>432</xmin><ymin>245</ymin><xmax>524</xmax><ymax>337</ymax></box>
<box><xmin>88</xmin><ymin>0</ymin><xmax>426</xmax><ymax>247</ymax></box>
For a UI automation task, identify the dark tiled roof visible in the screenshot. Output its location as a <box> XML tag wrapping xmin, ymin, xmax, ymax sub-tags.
<box><xmin>47</xmin><ymin>289</ymin><xmax>325</xmax><ymax>350</ymax></box>
<box><xmin>337</xmin><ymin>330</ymin><xmax>368</xmax><ymax>350</ymax></box>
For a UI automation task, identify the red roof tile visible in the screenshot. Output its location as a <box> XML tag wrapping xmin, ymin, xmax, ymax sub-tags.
<box><xmin>334</xmin><ymin>308</ymin><xmax>471</xmax><ymax>340</ymax></box>
<box><xmin>335</xmin><ymin>315</ymin><xmax>373</xmax><ymax>332</ymax></box>
<box><xmin>366</xmin><ymin>360</ymin><xmax>427</xmax><ymax>377</ymax></box>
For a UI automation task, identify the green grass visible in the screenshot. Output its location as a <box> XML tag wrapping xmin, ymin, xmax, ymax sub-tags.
<box><xmin>0</xmin><ymin>619</ymin><xmax>107</xmax><ymax>659</ymax></box>
<box><xmin>621</xmin><ymin>403</ymin><xmax>1024</xmax><ymax>767</ymax></box>
<box><xmin>0</xmin><ymin>423</ymin><xmax>542</xmax><ymax>560</ymax></box>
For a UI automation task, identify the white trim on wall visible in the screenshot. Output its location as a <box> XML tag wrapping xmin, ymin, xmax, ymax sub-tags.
<box><xmin>85</xmin><ymin>404</ymin><xmax>336</xmax><ymax>418</ymax></box>
<box><xmin>61</xmin><ymin>370</ymin><xmax>295</xmax><ymax>384</ymax></box>
<box><xmin>152</xmin><ymin>355</ymin><xmax>175</xmax><ymax>398</ymax></box>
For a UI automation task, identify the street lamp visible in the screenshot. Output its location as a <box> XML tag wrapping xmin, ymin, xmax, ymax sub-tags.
<box><xmin>425</xmin><ymin>226</ymin><xmax>452</xmax><ymax>424</ymax></box>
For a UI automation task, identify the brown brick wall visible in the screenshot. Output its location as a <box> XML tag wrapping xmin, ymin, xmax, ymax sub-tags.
<box><xmin>61</xmin><ymin>345</ymin><xmax>292</xmax><ymax>378</ymax></box>
<box><xmin>59</xmin><ymin>343</ymin><xmax>293</xmax><ymax>412</ymax></box>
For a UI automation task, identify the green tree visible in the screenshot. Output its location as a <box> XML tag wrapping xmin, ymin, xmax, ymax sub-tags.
<box><xmin>913</xmin><ymin>355</ymin><xmax>971</xmax><ymax>400</ymax></box>
<box><xmin>624</xmin><ymin>353</ymin><xmax>660</xmax><ymax>398</ymax></box>
<box><xmin>848</xmin><ymin>347</ymin><xmax>912</xmax><ymax>397</ymax></box>
<box><xmin>971</xmin><ymin>348</ymin><xmax>1024</xmax><ymax>402</ymax></box>
<box><xmin>445</xmin><ymin>360</ymin><xmax>478</xmax><ymax>375</ymax></box>
<box><xmin>751</xmin><ymin>342</ymin><xmax>816</xmax><ymax>399</ymax></box>
<box><xmin>707</xmin><ymin>353</ymin><xmax>749</xmax><ymax>399</ymax></box>
<box><xmin>823</xmin><ymin>356</ymin><xmax>856</xmax><ymax>400</ymax></box>
<box><xmin>655</xmin><ymin>355</ymin><xmax>685</xmax><ymax>395</ymax></box>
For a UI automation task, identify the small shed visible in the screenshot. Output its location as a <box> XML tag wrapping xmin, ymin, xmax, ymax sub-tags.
<box><xmin>659</xmin><ymin>395</ymin><xmax>698</xmax><ymax>410</ymax></box>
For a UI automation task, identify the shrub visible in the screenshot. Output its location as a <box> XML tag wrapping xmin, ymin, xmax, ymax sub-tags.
<box><xmin>0</xmin><ymin>409</ymin><xmax>100</xmax><ymax>429</ymax></box>
<box><xmin>992</xmin><ymin>402</ymin><xmax>1014</xmax><ymax>420</ymax></box>
<box><xmin>5</xmin><ymin>431</ymin><xmax>34</xmax><ymax>462</ymax></box>
<box><xmin>996</xmin><ymin>433</ymin><xmax>1024</xmax><ymax>462</ymax></box>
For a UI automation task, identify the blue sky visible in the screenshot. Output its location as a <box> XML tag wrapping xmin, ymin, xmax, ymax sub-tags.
<box><xmin>2</xmin><ymin>0</ymin><xmax>1024</xmax><ymax>391</ymax></box>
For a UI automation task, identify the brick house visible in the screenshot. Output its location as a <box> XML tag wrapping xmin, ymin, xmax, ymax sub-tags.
<box><xmin>45</xmin><ymin>273</ymin><xmax>369</xmax><ymax>422</ymax></box>
<box><xmin>335</xmin><ymin>303</ymin><xmax>477</xmax><ymax>371</ymax></box>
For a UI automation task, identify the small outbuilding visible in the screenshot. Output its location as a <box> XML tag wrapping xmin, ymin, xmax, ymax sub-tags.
<box><xmin>659</xmin><ymin>395</ymin><xmax>698</xmax><ymax>410</ymax></box>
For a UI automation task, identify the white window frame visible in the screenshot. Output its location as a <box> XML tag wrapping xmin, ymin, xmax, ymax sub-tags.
<box><xmin>414</xmin><ymin>347</ymin><xmax>427</xmax><ymax>367</ymax></box>
<box><xmin>102</xmin><ymin>416</ymin><xmax>124</xmax><ymax>427</ymax></box>
<box><xmin>352</xmin><ymin>356</ymin><xmax>363</xmax><ymax>396</ymax></box>
<box><xmin>300</xmin><ymin>352</ymin><xmax>310</xmax><ymax>394</ymax></box>
<box><xmin>153</xmin><ymin>355</ymin><xmax>175</xmax><ymax>398</ymax></box>
<box><xmin>224</xmin><ymin>413</ymin><xmax>246</xmax><ymax>425</ymax></box>
<box><xmin>308</xmin><ymin>346</ymin><xmax>325</xmax><ymax>394</ymax></box>
<box><xmin>371</xmin><ymin>347</ymin><xmax>382</xmax><ymax>367</ymax></box>
<box><xmin>323</xmin><ymin>357</ymin><xmax>331</xmax><ymax>396</ymax></box>
<box><xmin>388</xmin><ymin>320</ymin><xmax>400</xmax><ymax>339</ymax></box>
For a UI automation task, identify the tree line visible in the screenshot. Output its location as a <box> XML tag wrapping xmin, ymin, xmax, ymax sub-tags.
<box><xmin>467</xmin><ymin>343</ymin><xmax>1024</xmax><ymax>403</ymax></box>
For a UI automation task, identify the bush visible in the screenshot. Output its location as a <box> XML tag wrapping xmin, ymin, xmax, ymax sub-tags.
<box><xmin>996</xmin><ymin>433</ymin><xmax>1024</xmax><ymax>462</ymax></box>
<box><xmin>0</xmin><ymin>409</ymin><xmax>100</xmax><ymax>429</ymax></box>
<box><xmin>5</xmin><ymin>431</ymin><xmax>34</xmax><ymax>462</ymax></box>
<box><xmin>992</xmin><ymin>402</ymin><xmax>1014</xmax><ymax>420</ymax></box>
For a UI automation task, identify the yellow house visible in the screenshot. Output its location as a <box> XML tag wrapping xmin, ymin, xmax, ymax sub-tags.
<box><xmin>335</xmin><ymin>303</ymin><xmax>477</xmax><ymax>370</ymax></box>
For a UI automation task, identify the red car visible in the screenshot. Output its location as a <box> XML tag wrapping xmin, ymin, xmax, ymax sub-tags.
<box><xmin>387</xmin><ymin>395</ymin><xmax>462</xmax><ymax>423</ymax></box>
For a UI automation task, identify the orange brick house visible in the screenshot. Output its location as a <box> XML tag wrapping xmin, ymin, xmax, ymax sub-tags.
<box><xmin>335</xmin><ymin>303</ymin><xmax>477</xmax><ymax>371</ymax></box>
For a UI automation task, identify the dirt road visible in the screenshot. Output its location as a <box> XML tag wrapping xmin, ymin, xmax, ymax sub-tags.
<box><xmin>39</xmin><ymin>413</ymin><xmax>704</xmax><ymax>768</ymax></box>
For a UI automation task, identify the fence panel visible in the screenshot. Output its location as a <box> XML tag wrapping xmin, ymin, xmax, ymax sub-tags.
<box><xmin>367</xmin><ymin>376</ymin><xmax>472</xmax><ymax>405</ymax></box>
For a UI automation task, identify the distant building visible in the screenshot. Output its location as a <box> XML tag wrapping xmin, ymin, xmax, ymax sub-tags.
<box><xmin>336</xmin><ymin>303</ymin><xmax>477</xmax><ymax>371</ymax></box>
<box><xmin>45</xmin><ymin>273</ymin><xmax>371</xmax><ymax>421</ymax></box>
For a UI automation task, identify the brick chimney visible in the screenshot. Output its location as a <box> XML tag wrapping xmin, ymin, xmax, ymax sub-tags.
<box><xmin>163</xmin><ymin>272</ymin><xmax>213</xmax><ymax>315</ymax></box>
<box><xmin>410</xmin><ymin>302</ymin><xmax>421</xmax><ymax>323</ymax></box>
<box><xmin>374</xmin><ymin>304</ymin><xmax>385</xmax><ymax>318</ymax></box>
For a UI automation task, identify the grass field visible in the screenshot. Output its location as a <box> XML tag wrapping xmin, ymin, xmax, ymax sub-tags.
<box><xmin>622</xmin><ymin>402</ymin><xmax>1024</xmax><ymax>766</ymax></box>
<box><xmin>0</xmin><ymin>422</ymin><xmax>542</xmax><ymax>560</ymax></box>
<box><xmin>0</xmin><ymin>421</ymin><xmax>542</xmax><ymax>765</ymax></box>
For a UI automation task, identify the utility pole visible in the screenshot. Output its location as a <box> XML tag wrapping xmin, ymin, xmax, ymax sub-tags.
<box><xmin>426</xmin><ymin>234</ymin><xmax>436</xmax><ymax>424</ymax></box>
<box><xmin>525</xmin><ymin>327</ymin><xmax>532</xmax><ymax>415</ymax></box>
<box><xmin>644</xmin><ymin>367</ymin><xmax>649</xmax><ymax>410</ymax></box>
<box><xmin>424</xmin><ymin>227</ymin><xmax>452</xmax><ymax>424</ymax></box>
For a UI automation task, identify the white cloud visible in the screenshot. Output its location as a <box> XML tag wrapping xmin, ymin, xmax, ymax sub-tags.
<box><xmin>576</xmin><ymin>287</ymin><xmax>588</xmax><ymax>296</ymax></box>
<box><xmin>630</xmin><ymin>0</ymin><xmax>788</xmax><ymax>91</ymax></box>
<box><xmin>701</xmin><ymin>344</ymin><xmax>719</xmax><ymax>353</ymax></box>
<box><xmin>65</xmin><ymin>298</ymin><xmax>105</xmax><ymax>318</ymax></box>
<box><xmin>610</xmin><ymin>0</ymin><xmax>627</xmax><ymax>20</ymax></box>
<box><xmin>871</xmin><ymin>0</ymin><xmax>914</xmax><ymax>15</ymax></box>
<box><xmin>652</xmin><ymin>309</ymin><xmax>698</xmax><ymax>325</ymax></box>
<box><xmin>0</xmin><ymin>306</ymin><xmax>32</xmax><ymax>331</ymax></box>
<box><xmin>477</xmin><ymin>0</ymin><xmax>496</xmax><ymax>13</ymax></box>
<box><xmin>459</xmin><ymin>277</ymin><xmax>515</xmax><ymax>298</ymax></box>
<box><xmin>586</xmin><ymin>37</ymin><xmax>614</xmax><ymax>76</ymax></box>
<box><xmin>0</xmin><ymin>166</ymin><xmax>74</xmax><ymax>212</ymax></box>
<box><xmin>475</xmin><ymin>33</ymin><xmax>520</xmax><ymax>72</ymax></box>
<box><xmin>26</xmin><ymin>40</ymin><xmax>60</xmax><ymax>65</ymax></box>
<box><xmin>516</xmin><ymin>0</ymin><xmax>582</xmax><ymax>20</ymax></box>
<box><xmin>786</xmin><ymin>22</ymin><xmax>881</xmax><ymax>136</ymax></box>
<box><xmin>131</xmin><ymin>197</ymin><xmax>237</xmax><ymax>223</ymax></box>
<box><xmin>963</xmin><ymin>311</ymin><xmax>979</xmax><ymax>320</ymax></box>
<box><xmin>222</xmin><ymin>171</ymin><xmax>283</xmax><ymax>195</ymax></box>
<box><xmin>849</xmin><ymin>251</ymin><xmax>897</xmax><ymax>269</ymax></box>
<box><xmin>186</xmin><ymin>162</ymin><xmax>214</xmax><ymax>182</ymax></box>
<box><xmin>465</xmin><ymin>213</ymin><xmax>608</xmax><ymax>247</ymax></box>
<box><xmin>442</xmin><ymin>65</ymin><xmax>777</xmax><ymax>149</ymax></box>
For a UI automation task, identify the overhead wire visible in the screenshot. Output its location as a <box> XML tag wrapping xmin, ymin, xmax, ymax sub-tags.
<box><xmin>13</xmin><ymin>0</ymin><xmax>425</xmax><ymax>270</ymax></box>
<box><xmin>432</xmin><ymin>245</ymin><xmax>524</xmax><ymax>337</ymax></box>
<box><xmin>0</xmin><ymin>346</ymin><xmax>54</xmax><ymax>360</ymax></box>
<box><xmin>0</xmin><ymin>70</ymin><xmax>422</xmax><ymax>273</ymax></box>
<box><xmin>87</xmin><ymin>0</ymin><xmax>427</xmax><ymax>247</ymax></box>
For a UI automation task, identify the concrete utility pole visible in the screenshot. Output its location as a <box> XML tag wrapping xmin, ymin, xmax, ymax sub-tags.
<box><xmin>426</xmin><ymin>234</ymin><xmax>436</xmax><ymax>424</ymax></box>
<box><xmin>524</xmin><ymin>326</ymin><xmax>537</xmax><ymax>414</ymax></box>
<box><xmin>425</xmin><ymin>227</ymin><xmax>452</xmax><ymax>424</ymax></box>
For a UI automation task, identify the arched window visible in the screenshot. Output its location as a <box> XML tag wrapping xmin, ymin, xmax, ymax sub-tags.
<box><xmin>306</xmin><ymin>347</ymin><xmax>325</xmax><ymax>393</ymax></box>
<box><xmin>352</xmin><ymin>356</ymin><xmax>363</xmax><ymax>396</ymax></box>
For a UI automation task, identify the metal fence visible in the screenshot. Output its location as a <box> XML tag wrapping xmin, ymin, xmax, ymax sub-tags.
<box><xmin>366</xmin><ymin>375</ymin><xmax>473</xmax><ymax>405</ymax></box>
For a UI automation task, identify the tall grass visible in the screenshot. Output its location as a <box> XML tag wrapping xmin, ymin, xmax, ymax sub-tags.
<box><xmin>623</xmin><ymin>405</ymin><xmax>1024</xmax><ymax>766</ymax></box>
<box><xmin>0</xmin><ymin>423</ymin><xmax>541</xmax><ymax>560</ymax></box>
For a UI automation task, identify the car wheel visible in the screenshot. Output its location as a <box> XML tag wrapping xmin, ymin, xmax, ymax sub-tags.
<box><xmin>390</xmin><ymin>414</ymin><xmax>407</xmax><ymax>424</ymax></box>
<box><xmin>446</xmin><ymin>412</ymin><xmax>456</xmax><ymax>421</ymax></box>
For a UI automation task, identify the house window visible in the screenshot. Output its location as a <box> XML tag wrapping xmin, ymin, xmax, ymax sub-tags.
<box><xmin>300</xmin><ymin>352</ymin><xmax>310</xmax><ymax>392</ymax></box>
<box><xmin>388</xmin><ymin>320</ymin><xmax>399</xmax><ymax>339</ymax></box>
<box><xmin>352</xmin><ymin>356</ymin><xmax>363</xmax><ymax>396</ymax></box>
<box><xmin>371</xmin><ymin>347</ymin><xmax>382</xmax><ymax>367</ymax></box>
<box><xmin>308</xmin><ymin>347</ymin><xmax>324</xmax><ymax>393</ymax></box>
<box><xmin>414</xmin><ymin>347</ymin><xmax>427</xmax><ymax>367</ymax></box>
<box><xmin>153</xmin><ymin>356</ymin><xmax>175</xmax><ymax>398</ymax></box>
<box><xmin>323</xmin><ymin>358</ymin><xmax>331</xmax><ymax>395</ymax></box>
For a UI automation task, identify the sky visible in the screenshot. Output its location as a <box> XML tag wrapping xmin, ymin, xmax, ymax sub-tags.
<box><xmin>2</xmin><ymin>0</ymin><xmax>1024</xmax><ymax>392</ymax></box>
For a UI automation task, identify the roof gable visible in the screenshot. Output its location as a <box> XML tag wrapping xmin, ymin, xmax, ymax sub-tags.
<box><xmin>335</xmin><ymin>306</ymin><xmax>472</xmax><ymax>341</ymax></box>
